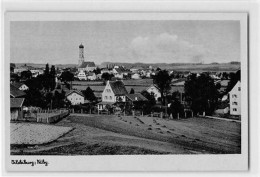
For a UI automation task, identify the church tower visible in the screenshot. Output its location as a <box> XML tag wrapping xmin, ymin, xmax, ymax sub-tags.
<box><xmin>78</xmin><ymin>43</ymin><xmax>84</xmax><ymax>66</ymax></box>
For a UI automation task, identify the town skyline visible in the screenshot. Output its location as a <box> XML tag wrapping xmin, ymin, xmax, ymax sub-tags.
<box><xmin>10</xmin><ymin>20</ymin><xmax>240</xmax><ymax>65</ymax></box>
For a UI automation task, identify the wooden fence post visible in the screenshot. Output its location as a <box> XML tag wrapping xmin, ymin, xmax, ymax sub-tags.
<box><xmin>46</xmin><ymin>113</ymin><xmax>49</xmax><ymax>123</ymax></box>
<box><xmin>185</xmin><ymin>112</ymin><xmax>187</xmax><ymax>118</ymax></box>
<box><xmin>160</xmin><ymin>112</ymin><xmax>163</xmax><ymax>118</ymax></box>
<box><xmin>177</xmin><ymin>113</ymin><xmax>179</xmax><ymax>120</ymax></box>
<box><xmin>192</xmin><ymin>111</ymin><xmax>193</xmax><ymax>118</ymax></box>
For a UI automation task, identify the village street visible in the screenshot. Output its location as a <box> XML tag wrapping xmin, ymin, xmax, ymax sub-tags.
<box><xmin>11</xmin><ymin>114</ymin><xmax>241</xmax><ymax>155</ymax></box>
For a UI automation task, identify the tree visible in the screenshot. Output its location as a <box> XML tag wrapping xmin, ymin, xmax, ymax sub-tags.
<box><xmin>152</xmin><ymin>70</ymin><xmax>172</xmax><ymax>105</ymax></box>
<box><xmin>24</xmin><ymin>88</ymin><xmax>45</xmax><ymax>108</ymax></box>
<box><xmin>184</xmin><ymin>73</ymin><xmax>219</xmax><ymax>115</ymax></box>
<box><xmin>50</xmin><ymin>65</ymin><xmax>56</xmax><ymax>90</ymax></box>
<box><xmin>60</xmin><ymin>71</ymin><xmax>74</xmax><ymax>89</ymax></box>
<box><xmin>141</xmin><ymin>90</ymin><xmax>156</xmax><ymax>114</ymax></box>
<box><xmin>169</xmin><ymin>99</ymin><xmax>184</xmax><ymax>118</ymax></box>
<box><xmin>52</xmin><ymin>90</ymin><xmax>67</xmax><ymax>108</ymax></box>
<box><xmin>10</xmin><ymin>73</ymin><xmax>20</xmax><ymax>82</ymax></box>
<box><xmin>44</xmin><ymin>63</ymin><xmax>50</xmax><ymax>75</ymax></box>
<box><xmin>225</xmin><ymin>70</ymin><xmax>240</xmax><ymax>93</ymax></box>
<box><xmin>93</xmin><ymin>67</ymin><xmax>101</xmax><ymax>75</ymax></box>
<box><xmin>82</xmin><ymin>87</ymin><xmax>96</xmax><ymax>102</ymax></box>
<box><xmin>130</xmin><ymin>88</ymin><xmax>135</xmax><ymax>94</ymax></box>
<box><xmin>101</xmin><ymin>73</ymin><xmax>114</xmax><ymax>81</ymax></box>
<box><xmin>10</xmin><ymin>63</ymin><xmax>15</xmax><ymax>73</ymax></box>
<box><xmin>21</xmin><ymin>70</ymin><xmax>32</xmax><ymax>80</ymax></box>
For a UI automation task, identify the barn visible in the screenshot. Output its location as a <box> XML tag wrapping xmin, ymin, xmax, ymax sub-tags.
<box><xmin>10</xmin><ymin>98</ymin><xmax>25</xmax><ymax>121</ymax></box>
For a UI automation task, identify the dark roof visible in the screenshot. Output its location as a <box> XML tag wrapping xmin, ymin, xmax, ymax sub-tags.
<box><xmin>10</xmin><ymin>84</ymin><xmax>26</xmax><ymax>98</ymax></box>
<box><xmin>126</xmin><ymin>93</ymin><xmax>148</xmax><ymax>102</ymax></box>
<box><xmin>12</xmin><ymin>82</ymin><xmax>26</xmax><ymax>89</ymax></box>
<box><xmin>79</xmin><ymin>44</ymin><xmax>84</xmax><ymax>48</ymax></box>
<box><xmin>146</xmin><ymin>84</ymin><xmax>160</xmax><ymax>91</ymax></box>
<box><xmin>114</xmin><ymin>67</ymin><xmax>129</xmax><ymax>73</ymax></box>
<box><xmin>79</xmin><ymin>62</ymin><xmax>96</xmax><ymax>68</ymax></box>
<box><xmin>170</xmin><ymin>86</ymin><xmax>184</xmax><ymax>93</ymax></box>
<box><xmin>109</xmin><ymin>81</ymin><xmax>128</xmax><ymax>95</ymax></box>
<box><xmin>10</xmin><ymin>98</ymin><xmax>25</xmax><ymax>108</ymax></box>
<box><xmin>65</xmin><ymin>90</ymin><xmax>84</xmax><ymax>97</ymax></box>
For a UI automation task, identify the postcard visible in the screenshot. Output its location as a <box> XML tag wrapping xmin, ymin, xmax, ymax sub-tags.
<box><xmin>4</xmin><ymin>12</ymin><xmax>248</xmax><ymax>172</ymax></box>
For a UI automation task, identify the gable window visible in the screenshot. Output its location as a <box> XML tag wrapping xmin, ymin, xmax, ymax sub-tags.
<box><xmin>110</xmin><ymin>96</ymin><xmax>112</xmax><ymax>100</ymax></box>
<box><xmin>233</xmin><ymin>108</ymin><xmax>237</xmax><ymax>111</ymax></box>
<box><xmin>232</xmin><ymin>102</ymin><xmax>237</xmax><ymax>105</ymax></box>
<box><xmin>232</xmin><ymin>94</ymin><xmax>237</xmax><ymax>98</ymax></box>
<box><xmin>238</xmin><ymin>87</ymin><xmax>241</xmax><ymax>91</ymax></box>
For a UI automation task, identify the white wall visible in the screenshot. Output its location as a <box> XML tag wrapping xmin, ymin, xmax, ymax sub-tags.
<box><xmin>229</xmin><ymin>81</ymin><xmax>241</xmax><ymax>115</ymax></box>
<box><xmin>67</xmin><ymin>93</ymin><xmax>84</xmax><ymax>105</ymax></box>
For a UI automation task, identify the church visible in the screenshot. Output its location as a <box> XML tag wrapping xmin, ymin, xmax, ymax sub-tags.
<box><xmin>78</xmin><ymin>44</ymin><xmax>96</xmax><ymax>72</ymax></box>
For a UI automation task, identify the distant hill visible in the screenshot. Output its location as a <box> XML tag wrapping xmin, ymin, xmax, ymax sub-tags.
<box><xmin>100</xmin><ymin>61</ymin><xmax>241</xmax><ymax>72</ymax></box>
<box><xmin>14</xmin><ymin>63</ymin><xmax>78</xmax><ymax>69</ymax></box>
<box><xmin>13</xmin><ymin>61</ymin><xmax>240</xmax><ymax>72</ymax></box>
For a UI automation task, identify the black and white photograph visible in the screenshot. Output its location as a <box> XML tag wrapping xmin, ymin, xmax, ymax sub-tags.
<box><xmin>4</xmin><ymin>11</ymin><xmax>250</xmax><ymax>172</ymax></box>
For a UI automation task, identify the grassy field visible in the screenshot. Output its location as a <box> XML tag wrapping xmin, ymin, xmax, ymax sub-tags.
<box><xmin>11</xmin><ymin>114</ymin><xmax>241</xmax><ymax>155</ymax></box>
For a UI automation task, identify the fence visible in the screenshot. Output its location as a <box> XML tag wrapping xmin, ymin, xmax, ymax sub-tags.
<box><xmin>35</xmin><ymin>109</ymin><xmax>69</xmax><ymax>124</ymax></box>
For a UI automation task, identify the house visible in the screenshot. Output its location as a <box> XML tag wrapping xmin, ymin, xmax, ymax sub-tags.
<box><xmin>10</xmin><ymin>84</ymin><xmax>26</xmax><ymax>98</ymax></box>
<box><xmin>113</xmin><ymin>67</ymin><xmax>129</xmax><ymax>79</ymax></box>
<box><xmin>30</xmin><ymin>69</ymin><xmax>44</xmax><ymax>77</ymax></box>
<box><xmin>11</xmin><ymin>82</ymin><xmax>29</xmax><ymax>91</ymax></box>
<box><xmin>98</xmin><ymin>80</ymin><xmax>128</xmax><ymax>111</ymax></box>
<box><xmin>229</xmin><ymin>81</ymin><xmax>241</xmax><ymax>115</ymax></box>
<box><xmin>101</xmin><ymin>68</ymin><xmax>112</xmax><ymax>74</ymax></box>
<box><xmin>10</xmin><ymin>98</ymin><xmax>25</xmax><ymax>121</ymax></box>
<box><xmin>131</xmin><ymin>73</ymin><xmax>141</xmax><ymax>79</ymax></box>
<box><xmin>77</xmin><ymin>71</ymin><xmax>87</xmax><ymax>80</ymax></box>
<box><xmin>65</xmin><ymin>90</ymin><xmax>85</xmax><ymax>105</ymax></box>
<box><xmin>87</xmin><ymin>72</ymin><xmax>97</xmax><ymax>80</ymax></box>
<box><xmin>78</xmin><ymin>62</ymin><xmax>96</xmax><ymax>72</ymax></box>
<box><xmin>96</xmin><ymin>74</ymin><xmax>102</xmax><ymax>80</ymax></box>
<box><xmin>130</xmin><ymin>66</ymin><xmax>143</xmax><ymax>73</ymax></box>
<box><xmin>146</xmin><ymin>84</ymin><xmax>161</xmax><ymax>101</ymax></box>
<box><xmin>215</xmin><ymin>100</ymin><xmax>229</xmax><ymax>115</ymax></box>
<box><xmin>126</xmin><ymin>93</ymin><xmax>148</xmax><ymax>103</ymax></box>
<box><xmin>13</xmin><ymin>64</ymin><xmax>35</xmax><ymax>74</ymax></box>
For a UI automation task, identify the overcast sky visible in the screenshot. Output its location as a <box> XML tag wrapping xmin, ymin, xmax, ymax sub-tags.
<box><xmin>10</xmin><ymin>20</ymin><xmax>240</xmax><ymax>65</ymax></box>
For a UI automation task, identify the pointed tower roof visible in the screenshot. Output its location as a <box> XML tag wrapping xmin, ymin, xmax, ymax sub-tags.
<box><xmin>79</xmin><ymin>43</ymin><xmax>84</xmax><ymax>48</ymax></box>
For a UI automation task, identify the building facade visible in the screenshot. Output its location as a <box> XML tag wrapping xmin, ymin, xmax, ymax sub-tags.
<box><xmin>229</xmin><ymin>81</ymin><xmax>241</xmax><ymax>115</ymax></box>
<box><xmin>98</xmin><ymin>80</ymin><xmax>128</xmax><ymax>111</ymax></box>
<box><xmin>66</xmin><ymin>90</ymin><xmax>85</xmax><ymax>105</ymax></box>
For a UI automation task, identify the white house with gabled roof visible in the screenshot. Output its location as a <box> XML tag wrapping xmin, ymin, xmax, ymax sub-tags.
<box><xmin>66</xmin><ymin>90</ymin><xmax>85</xmax><ymax>105</ymax></box>
<box><xmin>229</xmin><ymin>81</ymin><xmax>241</xmax><ymax>115</ymax></box>
<box><xmin>98</xmin><ymin>80</ymin><xmax>128</xmax><ymax>110</ymax></box>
